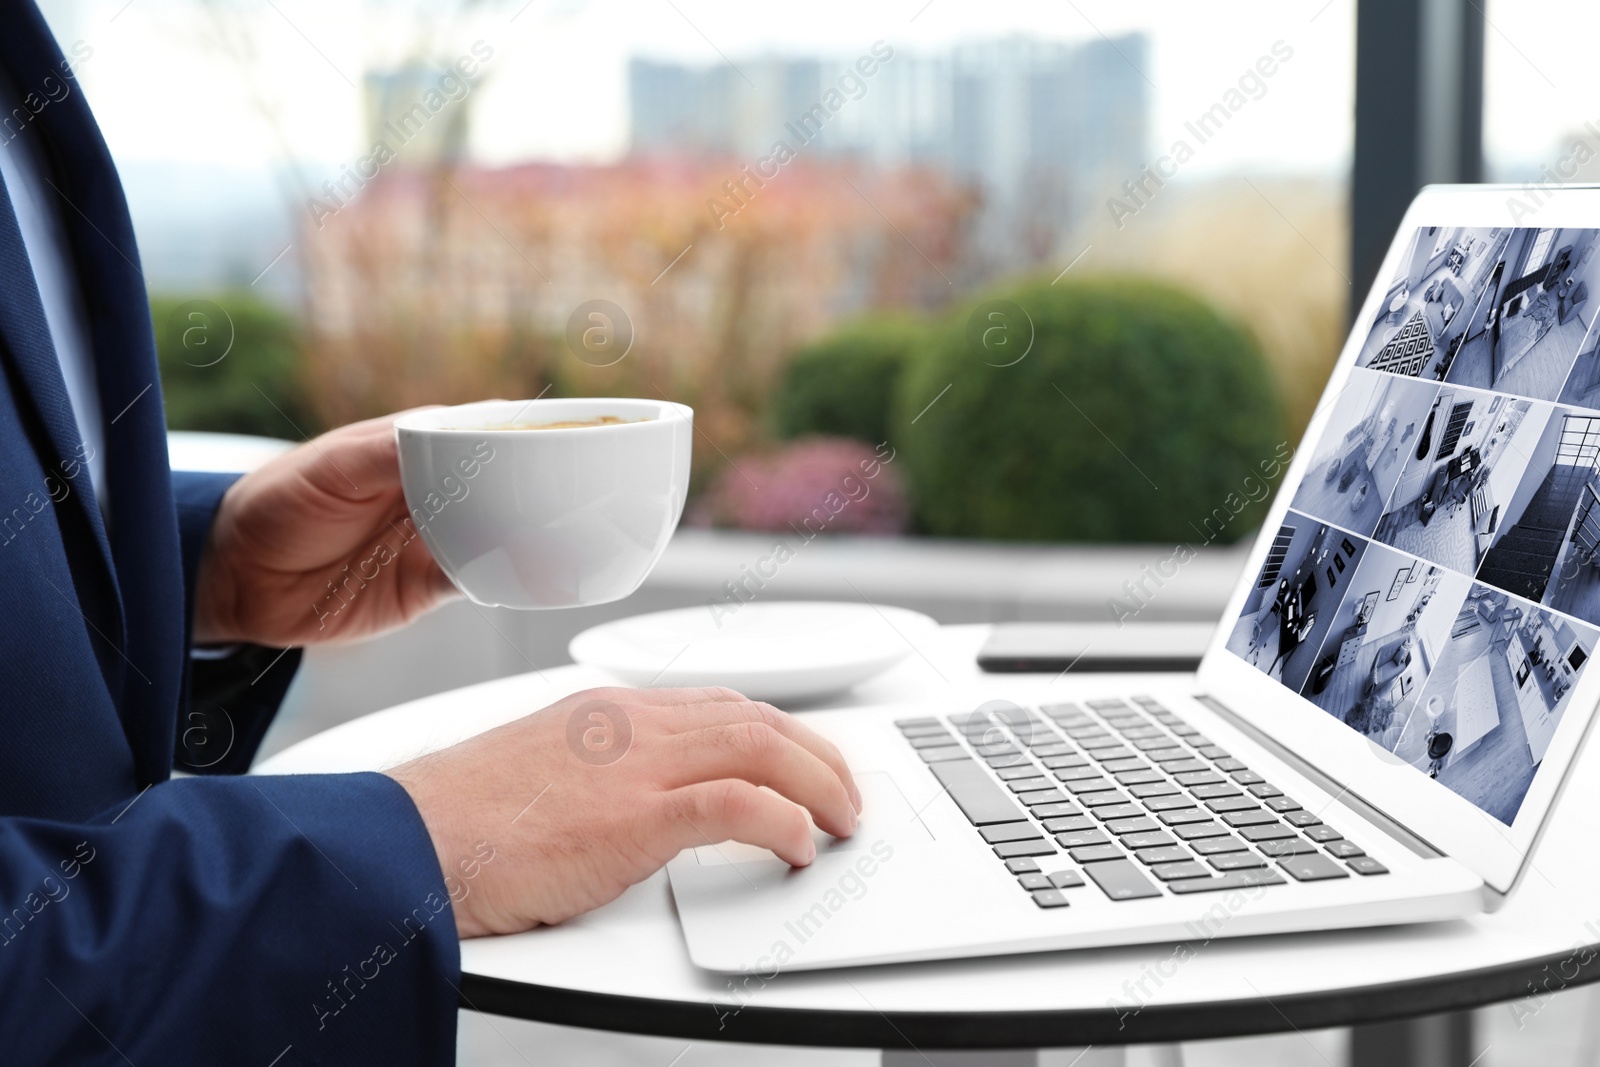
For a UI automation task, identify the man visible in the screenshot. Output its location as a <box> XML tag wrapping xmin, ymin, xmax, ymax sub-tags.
<box><xmin>0</xmin><ymin>4</ymin><xmax>859</xmax><ymax>1062</ymax></box>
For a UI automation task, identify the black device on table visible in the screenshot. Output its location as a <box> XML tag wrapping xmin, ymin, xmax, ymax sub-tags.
<box><xmin>978</xmin><ymin>622</ymin><xmax>1214</xmax><ymax>674</ymax></box>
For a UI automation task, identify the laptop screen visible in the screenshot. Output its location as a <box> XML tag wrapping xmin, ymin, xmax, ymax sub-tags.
<box><xmin>1226</xmin><ymin>225</ymin><xmax>1600</xmax><ymax>826</ymax></box>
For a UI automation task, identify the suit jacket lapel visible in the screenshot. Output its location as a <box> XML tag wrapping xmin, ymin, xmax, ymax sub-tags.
<box><xmin>1</xmin><ymin>4</ymin><xmax>185</xmax><ymax>786</ymax></box>
<box><xmin>0</xmin><ymin>167</ymin><xmax>116</xmax><ymax>588</ymax></box>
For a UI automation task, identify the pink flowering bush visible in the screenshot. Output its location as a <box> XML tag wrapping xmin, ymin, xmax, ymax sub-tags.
<box><xmin>692</xmin><ymin>436</ymin><xmax>909</xmax><ymax>535</ymax></box>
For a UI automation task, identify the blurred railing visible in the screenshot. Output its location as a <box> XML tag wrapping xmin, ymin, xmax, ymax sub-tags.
<box><xmin>169</xmin><ymin>432</ymin><xmax>1249</xmax><ymax>759</ymax></box>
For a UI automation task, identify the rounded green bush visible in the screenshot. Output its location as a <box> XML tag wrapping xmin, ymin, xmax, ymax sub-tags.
<box><xmin>893</xmin><ymin>277</ymin><xmax>1284</xmax><ymax>543</ymax></box>
<box><xmin>770</xmin><ymin>315</ymin><xmax>927</xmax><ymax>446</ymax></box>
<box><xmin>152</xmin><ymin>291</ymin><xmax>313</xmax><ymax>440</ymax></box>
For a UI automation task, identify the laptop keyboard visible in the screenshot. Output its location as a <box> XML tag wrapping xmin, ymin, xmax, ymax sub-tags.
<box><xmin>897</xmin><ymin>696</ymin><xmax>1387</xmax><ymax>909</ymax></box>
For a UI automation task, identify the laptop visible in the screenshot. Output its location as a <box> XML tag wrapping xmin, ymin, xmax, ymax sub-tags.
<box><xmin>668</xmin><ymin>184</ymin><xmax>1600</xmax><ymax>973</ymax></box>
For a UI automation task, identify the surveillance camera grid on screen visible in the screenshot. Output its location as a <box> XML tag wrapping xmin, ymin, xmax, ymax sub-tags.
<box><xmin>1228</xmin><ymin>225</ymin><xmax>1600</xmax><ymax>825</ymax></box>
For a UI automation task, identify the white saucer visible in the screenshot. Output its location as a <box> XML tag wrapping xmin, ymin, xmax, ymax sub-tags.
<box><xmin>568</xmin><ymin>601</ymin><xmax>939</xmax><ymax>703</ymax></box>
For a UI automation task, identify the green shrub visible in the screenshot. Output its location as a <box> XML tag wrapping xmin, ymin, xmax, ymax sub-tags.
<box><xmin>770</xmin><ymin>315</ymin><xmax>927</xmax><ymax>445</ymax></box>
<box><xmin>894</xmin><ymin>277</ymin><xmax>1284</xmax><ymax>543</ymax></box>
<box><xmin>152</xmin><ymin>292</ymin><xmax>313</xmax><ymax>440</ymax></box>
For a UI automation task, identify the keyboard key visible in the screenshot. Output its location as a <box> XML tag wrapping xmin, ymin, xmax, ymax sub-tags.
<box><xmin>979</xmin><ymin>825</ymin><xmax>1043</xmax><ymax>844</ymax></box>
<box><xmin>1121</xmin><ymin>831</ymin><xmax>1176</xmax><ymax>850</ymax></box>
<box><xmin>1222</xmin><ymin>810</ymin><xmax>1278</xmax><ymax>828</ymax></box>
<box><xmin>1174</xmin><ymin>822</ymin><xmax>1231</xmax><ymax>840</ymax></box>
<box><xmin>1120</xmin><ymin>725</ymin><xmax>1163</xmax><ymax>740</ymax></box>
<box><xmin>1147</xmin><ymin>749</ymin><xmax>1193</xmax><ymax>764</ymax></box>
<box><xmin>1257</xmin><ymin>838</ymin><xmax>1318</xmax><ymax>857</ymax></box>
<box><xmin>1031</xmin><ymin>888</ymin><xmax>1070</xmax><ymax>908</ymax></box>
<box><xmin>1239</xmin><ymin>824</ymin><xmax>1296</xmax><ymax>841</ymax></box>
<box><xmin>1166</xmin><ymin>869</ymin><xmax>1287</xmax><ymax>893</ymax></box>
<box><xmin>1213</xmin><ymin>757</ymin><xmax>1247</xmax><ymax>772</ymax></box>
<box><xmin>1133</xmin><ymin>845</ymin><xmax>1191</xmax><ymax>865</ymax></box>
<box><xmin>909</xmin><ymin>733</ymin><xmax>958</xmax><ymax>749</ymax></box>
<box><xmin>1143</xmin><ymin>794</ymin><xmax>1195</xmax><ymax>812</ymax></box>
<box><xmin>1232</xmin><ymin>771</ymin><xmax>1266</xmax><ymax>785</ymax></box>
<box><xmin>1325</xmin><ymin>840</ymin><xmax>1365</xmax><ymax>859</ymax></box>
<box><xmin>1170</xmin><ymin>725</ymin><xmax>1203</xmax><ymax>738</ymax></box>
<box><xmin>1055</xmin><ymin>829</ymin><xmax>1111</xmax><ymax>849</ymax></box>
<box><xmin>975</xmin><ymin>745</ymin><xmax>1019</xmax><ymax>760</ymax></box>
<box><xmin>986</xmin><ymin>702</ymin><xmax>1031</xmax><ymax>724</ymax></box>
<box><xmin>900</xmin><ymin>725</ymin><xmax>949</xmax><ymax>739</ymax></box>
<box><xmin>896</xmin><ymin>717</ymin><xmax>940</xmax><ymax>728</ymax></box>
<box><xmin>1158</xmin><ymin>808</ymin><xmax>1214</xmax><ymax>826</ymax></box>
<box><xmin>1208</xmin><ymin>852</ymin><xmax>1267</xmax><ymax>870</ymax></box>
<box><xmin>931</xmin><ymin>759</ymin><xmax>1026</xmax><ymax>826</ymax></box>
<box><xmin>981</xmin><ymin>822</ymin><xmax>1045</xmax><ymax>844</ymax></box>
<box><xmin>1063</xmin><ymin>777</ymin><xmax>1117</xmax><ymax>795</ymax></box>
<box><xmin>1005</xmin><ymin>858</ymin><xmax>1041</xmax><ymax>874</ymax></box>
<box><xmin>1018</xmin><ymin>872</ymin><xmax>1051</xmax><ymax>890</ymax></box>
<box><xmin>1089</xmin><ymin>804</ymin><xmax>1145</xmax><ymax>821</ymax></box>
<box><xmin>1105</xmin><ymin>817</ymin><xmax>1160</xmax><ymax>835</ymax></box>
<box><xmin>1030</xmin><ymin>802</ymin><xmax>1081</xmax><ymax>819</ymax></box>
<box><xmin>1284</xmin><ymin>810</ymin><xmax>1322</xmax><ymax>827</ymax></box>
<box><xmin>1248</xmin><ymin>783</ymin><xmax>1283</xmax><ymax>798</ymax></box>
<box><xmin>1088</xmin><ymin>747</ymin><xmax>1137</xmax><ymax>762</ymax></box>
<box><xmin>1151</xmin><ymin>861</ymin><xmax>1212</xmax><ymax>881</ymax></box>
<box><xmin>1070</xmin><ymin>844</ymin><xmax>1125</xmax><ymax>863</ymax></box>
<box><xmin>1304</xmin><ymin>824</ymin><xmax>1343</xmax><ymax>842</ymax></box>
<box><xmin>1086</xmin><ymin>698</ymin><xmax>1132</xmax><ymax>711</ymax></box>
<box><xmin>919</xmin><ymin>746</ymin><xmax>971</xmax><ymax>763</ymax></box>
<box><xmin>1068</xmin><ymin>838</ymin><xmax>1120</xmax><ymax>863</ymax></box>
<box><xmin>1039</xmin><ymin>701</ymin><xmax>1085</xmax><ymax>717</ymax></box>
<box><xmin>1101</xmin><ymin>758</ymin><xmax>1148</xmax><ymax>774</ymax></box>
<box><xmin>1131</xmin><ymin>736</ymin><xmax>1176</xmax><ymax>751</ymax></box>
<box><xmin>1265</xmin><ymin>796</ymin><xmax>1302</xmax><ymax>813</ymax></box>
<box><xmin>1174</xmin><ymin>771</ymin><xmax>1224</xmax><ymax>786</ymax></box>
<box><xmin>995</xmin><ymin>764</ymin><xmax>1043</xmax><ymax>781</ymax></box>
<box><xmin>1080</xmin><ymin>790</ymin><xmax>1133</xmax><ymax>808</ymax></box>
<box><xmin>1042</xmin><ymin>815</ymin><xmax>1095</xmax><ymax>833</ymax></box>
<box><xmin>986</xmin><ymin>753</ymin><xmax>1032</xmax><ymax>769</ymax></box>
<box><xmin>1020</xmin><ymin>790</ymin><xmax>1070</xmax><ymax>807</ymax></box>
<box><xmin>1074</xmin><ymin>733</ymin><xmax>1120</xmax><ymax>748</ymax></box>
<box><xmin>1084</xmin><ymin>858</ymin><xmax>1163</xmax><ymax>900</ymax></box>
<box><xmin>1115</xmin><ymin>769</ymin><xmax>1165</xmax><ymax>785</ymax></box>
<box><xmin>1191</xmin><ymin>835</ymin><xmax>1248</xmax><ymax>855</ymax></box>
<box><xmin>994</xmin><ymin>840</ymin><xmax>1056</xmax><ymax>859</ymax></box>
<box><xmin>1347</xmin><ymin>856</ymin><xmax>1389</xmax><ymax>876</ymax></box>
<box><xmin>1030</xmin><ymin>743</ymin><xmax>1073</xmax><ymax>758</ymax></box>
<box><xmin>1007</xmin><ymin>778</ymin><xmax>1053</xmax><ymax>794</ymax></box>
<box><xmin>1206</xmin><ymin>796</ymin><xmax>1258</xmax><ymax>813</ymax></box>
<box><xmin>1197</xmin><ymin>745</ymin><xmax>1230</xmax><ymax>759</ymax></box>
<box><xmin>1055</xmin><ymin>765</ymin><xmax>1105</xmax><ymax>782</ymax></box>
<box><xmin>1277</xmin><ymin>854</ymin><xmax>1350</xmax><ymax>881</ymax></box>
<box><xmin>1048</xmin><ymin>869</ymin><xmax>1086</xmax><ymax>889</ymax></box>
<box><xmin>1042</xmin><ymin>754</ymin><xmax>1091</xmax><ymax>770</ymax></box>
<box><xmin>1129</xmin><ymin>782</ymin><xmax>1180</xmax><ymax>798</ymax></box>
<box><xmin>1160</xmin><ymin>759</ymin><xmax>1209</xmax><ymax>775</ymax></box>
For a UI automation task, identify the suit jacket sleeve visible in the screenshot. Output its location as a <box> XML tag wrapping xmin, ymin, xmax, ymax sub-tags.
<box><xmin>0</xmin><ymin>771</ymin><xmax>461</xmax><ymax>1064</ymax></box>
<box><xmin>171</xmin><ymin>469</ymin><xmax>304</xmax><ymax>774</ymax></box>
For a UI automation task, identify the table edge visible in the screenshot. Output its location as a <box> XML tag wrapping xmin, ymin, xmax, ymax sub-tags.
<box><xmin>458</xmin><ymin>937</ymin><xmax>1594</xmax><ymax>1048</ymax></box>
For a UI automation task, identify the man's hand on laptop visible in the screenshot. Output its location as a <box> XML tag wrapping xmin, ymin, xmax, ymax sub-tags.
<box><xmin>385</xmin><ymin>686</ymin><xmax>863</xmax><ymax>938</ymax></box>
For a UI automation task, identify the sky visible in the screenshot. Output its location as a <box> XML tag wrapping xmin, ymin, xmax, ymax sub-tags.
<box><xmin>41</xmin><ymin>0</ymin><xmax>1361</xmax><ymax>178</ymax></box>
<box><xmin>29</xmin><ymin>0</ymin><xmax>1600</xmax><ymax>262</ymax></box>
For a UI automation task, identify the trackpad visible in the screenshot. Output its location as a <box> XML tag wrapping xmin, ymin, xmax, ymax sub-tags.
<box><xmin>691</xmin><ymin>771</ymin><xmax>927</xmax><ymax>866</ymax></box>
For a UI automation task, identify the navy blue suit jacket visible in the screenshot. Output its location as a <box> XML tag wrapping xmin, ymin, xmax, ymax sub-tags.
<box><xmin>0</xmin><ymin>6</ymin><xmax>459</xmax><ymax>1063</ymax></box>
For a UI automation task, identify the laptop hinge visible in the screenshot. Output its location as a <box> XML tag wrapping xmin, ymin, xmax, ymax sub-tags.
<box><xmin>1194</xmin><ymin>693</ymin><xmax>1444</xmax><ymax>860</ymax></box>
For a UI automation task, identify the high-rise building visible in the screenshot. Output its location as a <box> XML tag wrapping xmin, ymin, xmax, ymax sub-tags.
<box><xmin>627</xmin><ymin>36</ymin><xmax>1149</xmax><ymax>264</ymax></box>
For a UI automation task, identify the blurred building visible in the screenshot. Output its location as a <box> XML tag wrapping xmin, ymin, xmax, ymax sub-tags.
<box><xmin>297</xmin><ymin>158</ymin><xmax>976</xmax><ymax>434</ymax></box>
<box><xmin>629</xmin><ymin>36</ymin><xmax>1150</xmax><ymax>265</ymax></box>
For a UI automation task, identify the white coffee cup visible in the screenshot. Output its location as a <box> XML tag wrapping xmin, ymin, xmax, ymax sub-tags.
<box><xmin>394</xmin><ymin>398</ymin><xmax>693</xmax><ymax>609</ymax></box>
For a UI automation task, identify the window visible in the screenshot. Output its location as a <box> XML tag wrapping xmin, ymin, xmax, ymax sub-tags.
<box><xmin>1556</xmin><ymin>415</ymin><xmax>1600</xmax><ymax>467</ymax></box>
<box><xmin>1261</xmin><ymin>524</ymin><xmax>1296</xmax><ymax>587</ymax></box>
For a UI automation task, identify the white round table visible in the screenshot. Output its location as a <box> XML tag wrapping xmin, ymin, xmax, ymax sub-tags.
<box><xmin>255</xmin><ymin>625</ymin><xmax>1600</xmax><ymax>1064</ymax></box>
